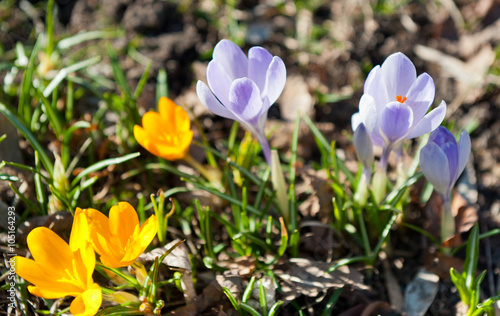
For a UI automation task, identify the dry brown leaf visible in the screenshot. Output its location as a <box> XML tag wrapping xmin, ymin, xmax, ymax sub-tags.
<box><xmin>140</xmin><ymin>240</ymin><xmax>196</xmax><ymax>303</ymax></box>
<box><xmin>275</xmin><ymin>258</ymin><xmax>369</xmax><ymax>304</ymax></box>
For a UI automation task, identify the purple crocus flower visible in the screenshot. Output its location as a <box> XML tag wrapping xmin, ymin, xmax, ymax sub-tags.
<box><xmin>420</xmin><ymin>126</ymin><xmax>471</xmax><ymax>201</ymax></box>
<box><xmin>351</xmin><ymin>52</ymin><xmax>446</xmax><ymax>169</ymax></box>
<box><xmin>196</xmin><ymin>39</ymin><xmax>286</xmax><ymax>166</ymax></box>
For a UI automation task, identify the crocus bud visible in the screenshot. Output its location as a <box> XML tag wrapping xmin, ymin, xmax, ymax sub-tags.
<box><xmin>420</xmin><ymin>127</ymin><xmax>471</xmax><ymax>201</ymax></box>
<box><xmin>353</xmin><ymin>123</ymin><xmax>374</xmax><ymax>181</ymax></box>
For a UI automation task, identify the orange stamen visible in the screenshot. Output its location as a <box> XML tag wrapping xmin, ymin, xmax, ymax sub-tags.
<box><xmin>396</xmin><ymin>95</ymin><xmax>407</xmax><ymax>103</ymax></box>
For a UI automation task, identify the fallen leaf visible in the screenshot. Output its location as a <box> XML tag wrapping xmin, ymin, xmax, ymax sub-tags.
<box><xmin>403</xmin><ymin>269</ymin><xmax>439</xmax><ymax>316</ymax></box>
<box><xmin>275</xmin><ymin>258</ymin><xmax>369</xmax><ymax>304</ymax></box>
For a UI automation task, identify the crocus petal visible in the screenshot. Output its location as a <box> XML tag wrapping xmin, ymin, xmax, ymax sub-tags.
<box><xmin>380</xmin><ymin>52</ymin><xmax>416</xmax><ymax>99</ymax></box>
<box><xmin>27</xmin><ymin>227</ymin><xmax>73</xmax><ymax>274</ymax></box>
<box><xmin>262</xmin><ymin>56</ymin><xmax>286</xmax><ymax>108</ymax></box>
<box><xmin>70</xmin><ymin>209</ymin><xmax>90</xmax><ymax>252</ymax></box>
<box><xmin>28</xmin><ymin>283</ymin><xmax>83</xmax><ymax>299</ymax></box>
<box><xmin>358</xmin><ymin>94</ymin><xmax>379</xmax><ymax>136</ymax></box>
<box><xmin>420</xmin><ymin>142</ymin><xmax>451</xmax><ymax>195</ymax></box>
<box><xmin>174</xmin><ymin>105</ymin><xmax>191</xmax><ymax>132</ymax></box>
<box><xmin>73</xmin><ymin>243</ymin><xmax>96</xmax><ymax>289</ymax></box>
<box><xmin>152</xmin><ymin>138</ymin><xmax>193</xmax><ymax>160</ymax></box>
<box><xmin>69</xmin><ymin>283</ymin><xmax>102</xmax><ymax>316</ymax></box>
<box><xmin>142</xmin><ymin>111</ymin><xmax>166</xmax><ymax>138</ymax></box>
<box><xmin>207</xmin><ymin>59</ymin><xmax>234</xmax><ymax>107</ymax></box>
<box><xmin>109</xmin><ymin>202</ymin><xmax>139</xmax><ymax>248</ymax></box>
<box><xmin>158</xmin><ymin>97</ymin><xmax>176</xmax><ymax>122</ymax></box>
<box><xmin>158</xmin><ymin>97</ymin><xmax>191</xmax><ymax>133</ymax></box>
<box><xmin>15</xmin><ymin>257</ymin><xmax>81</xmax><ymax>297</ymax></box>
<box><xmin>212</xmin><ymin>39</ymin><xmax>248</xmax><ymax>80</ymax></box>
<box><xmin>364</xmin><ymin>66</ymin><xmax>389</xmax><ymax>111</ymax></box>
<box><xmin>405</xmin><ymin>73</ymin><xmax>435</xmax><ymax>124</ymax></box>
<box><xmin>353</xmin><ymin>123</ymin><xmax>374</xmax><ymax>168</ymax></box>
<box><xmin>379</xmin><ymin>101</ymin><xmax>413</xmax><ymax>144</ymax></box>
<box><xmin>122</xmin><ymin>215</ymin><xmax>158</xmax><ymax>263</ymax></box>
<box><xmin>227</xmin><ymin>78</ymin><xmax>263</xmax><ymax>123</ymax></box>
<box><xmin>440</xmin><ymin>141</ymin><xmax>459</xmax><ymax>187</ymax></box>
<box><xmin>134</xmin><ymin>125</ymin><xmax>160</xmax><ymax>156</ymax></box>
<box><xmin>248</xmin><ymin>46</ymin><xmax>273</xmax><ymax>94</ymax></box>
<box><xmin>456</xmin><ymin>130</ymin><xmax>471</xmax><ymax>183</ymax></box>
<box><xmin>405</xmin><ymin>100</ymin><xmax>446</xmax><ymax>139</ymax></box>
<box><xmin>196</xmin><ymin>81</ymin><xmax>238</xmax><ymax>121</ymax></box>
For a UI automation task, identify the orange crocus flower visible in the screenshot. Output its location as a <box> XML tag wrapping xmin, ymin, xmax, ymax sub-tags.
<box><xmin>14</xmin><ymin>210</ymin><xmax>102</xmax><ymax>316</ymax></box>
<box><xmin>82</xmin><ymin>202</ymin><xmax>158</xmax><ymax>268</ymax></box>
<box><xmin>134</xmin><ymin>97</ymin><xmax>193</xmax><ymax>161</ymax></box>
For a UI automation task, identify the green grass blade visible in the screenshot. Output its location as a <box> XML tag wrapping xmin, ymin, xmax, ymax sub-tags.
<box><xmin>19</xmin><ymin>39</ymin><xmax>40</xmax><ymax>124</ymax></box>
<box><xmin>0</xmin><ymin>101</ymin><xmax>54</xmax><ymax>177</ymax></box>
<box><xmin>464</xmin><ymin>223</ymin><xmax>479</xmax><ymax>289</ymax></box>
<box><xmin>43</xmin><ymin>56</ymin><xmax>101</xmax><ymax>98</ymax></box>
<box><xmin>107</xmin><ymin>43</ymin><xmax>132</xmax><ymax>99</ymax></box>
<box><xmin>242</xmin><ymin>276</ymin><xmax>256</xmax><ymax>303</ymax></box>
<box><xmin>302</xmin><ymin>115</ymin><xmax>355</xmax><ymax>185</ymax></box>
<box><xmin>57</xmin><ymin>30</ymin><xmax>124</xmax><ymax>50</ymax></box>
<box><xmin>156</xmin><ymin>68</ymin><xmax>168</xmax><ymax>103</ymax></box>
<box><xmin>70</xmin><ymin>152</ymin><xmax>140</xmax><ymax>187</ymax></box>
<box><xmin>133</xmin><ymin>61</ymin><xmax>152</xmax><ymax>100</ymax></box>
<box><xmin>240</xmin><ymin>303</ymin><xmax>261</xmax><ymax>316</ymax></box>
<box><xmin>36</xmin><ymin>90</ymin><xmax>63</xmax><ymax>137</ymax></box>
<box><xmin>268</xmin><ymin>301</ymin><xmax>284</xmax><ymax>316</ymax></box>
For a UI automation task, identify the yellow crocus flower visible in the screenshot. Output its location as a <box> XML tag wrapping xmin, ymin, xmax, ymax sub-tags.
<box><xmin>134</xmin><ymin>97</ymin><xmax>194</xmax><ymax>161</ymax></box>
<box><xmin>14</xmin><ymin>210</ymin><xmax>102</xmax><ymax>316</ymax></box>
<box><xmin>82</xmin><ymin>202</ymin><xmax>158</xmax><ymax>268</ymax></box>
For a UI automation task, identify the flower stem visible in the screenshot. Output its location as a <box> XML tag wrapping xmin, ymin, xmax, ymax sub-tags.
<box><xmin>441</xmin><ymin>193</ymin><xmax>455</xmax><ymax>245</ymax></box>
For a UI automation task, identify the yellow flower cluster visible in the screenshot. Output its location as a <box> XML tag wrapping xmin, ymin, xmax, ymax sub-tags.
<box><xmin>14</xmin><ymin>202</ymin><xmax>157</xmax><ymax>316</ymax></box>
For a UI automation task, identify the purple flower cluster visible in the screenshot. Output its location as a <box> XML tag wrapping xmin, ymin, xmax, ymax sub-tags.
<box><xmin>351</xmin><ymin>52</ymin><xmax>446</xmax><ymax>169</ymax></box>
<box><xmin>197</xmin><ymin>40</ymin><xmax>286</xmax><ymax>166</ymax></box>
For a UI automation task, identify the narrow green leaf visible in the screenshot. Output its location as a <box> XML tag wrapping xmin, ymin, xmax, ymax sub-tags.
<box><xmin>43</xmin><ymin>56</ymin><xmax>101</xmax><ymax>98</ymax></box>
<box><xmin>242</xmin><ymin>276</ymin><xmax>256</xmax><ymax>303</ymax></box>
<box><xmin>10</xmin><ymin>183</ymin><xmax>41</xmax><ymax>215</ymax></box>
<box><xmin>107</xmin><ymin>44</ymin><xmax>132</xmax><ymax>99</ymax></box>
<box><xmin>34</xmin><ymin>152</ymin><xmax>47</xmax><ymax>214</ymax></box>
<box><xmin>58</xmin><ymin>30</ymin><xmax>124</xmax><ymax>50</ymax></box>
<box><xmin>302</xmin><ymin>115</ymin><xmax>355</xmax><ymax>184</ymax></box>
<box><xmin>1</xmin><ymin>105</ymin><xmax>53</xmax><ymax>178</ymax></box>
<box><xmin>36</xmin><ymin>90</ymin><xmax>63</xmax><ymax>137</ymax></box>
<box><xmin>321</xmin><ymin>288</ymin><xmax>343</xmax><ymax>316</ymax></box>
<box><xmin>240</xmin><ymin>303</ymin><xmax>261</xmax><ymax>316</ymax></box>
<box><xmin>268</xmin><ymin>301</ymin><xmax>284</xmax><ymax>316</ymax></box>
<box><xmin>19</xmin><ymin>38</ymin><xmax>40</xmax><ymax>124</ymax></box>
<box><xmin>70</xmin><ymin>152</ymin><xmax>140</xmax><ymax>187</ymax></box>
<box><xmin>464</xmin><ymin>224</ymin><xmax>480</xmax><ymax>289</ymax></box>
<box><xmin>259</xmin><ymin>279</ymin><xmax>268</xmax><ymax>316</ymax></box>
<box><xmin>133</xmin><ymin>62</ymin><xmax>152</xmax><ymax>100</ymax></box>
<box><xmin>222</xmin><ymin>287</ymin><xmax>242</xmax><ymax>315</ymax></box>
<box><xmin>156</xmin><ymin>68</ymin><xmax>168</xmax><ymax>103</ymax></box>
